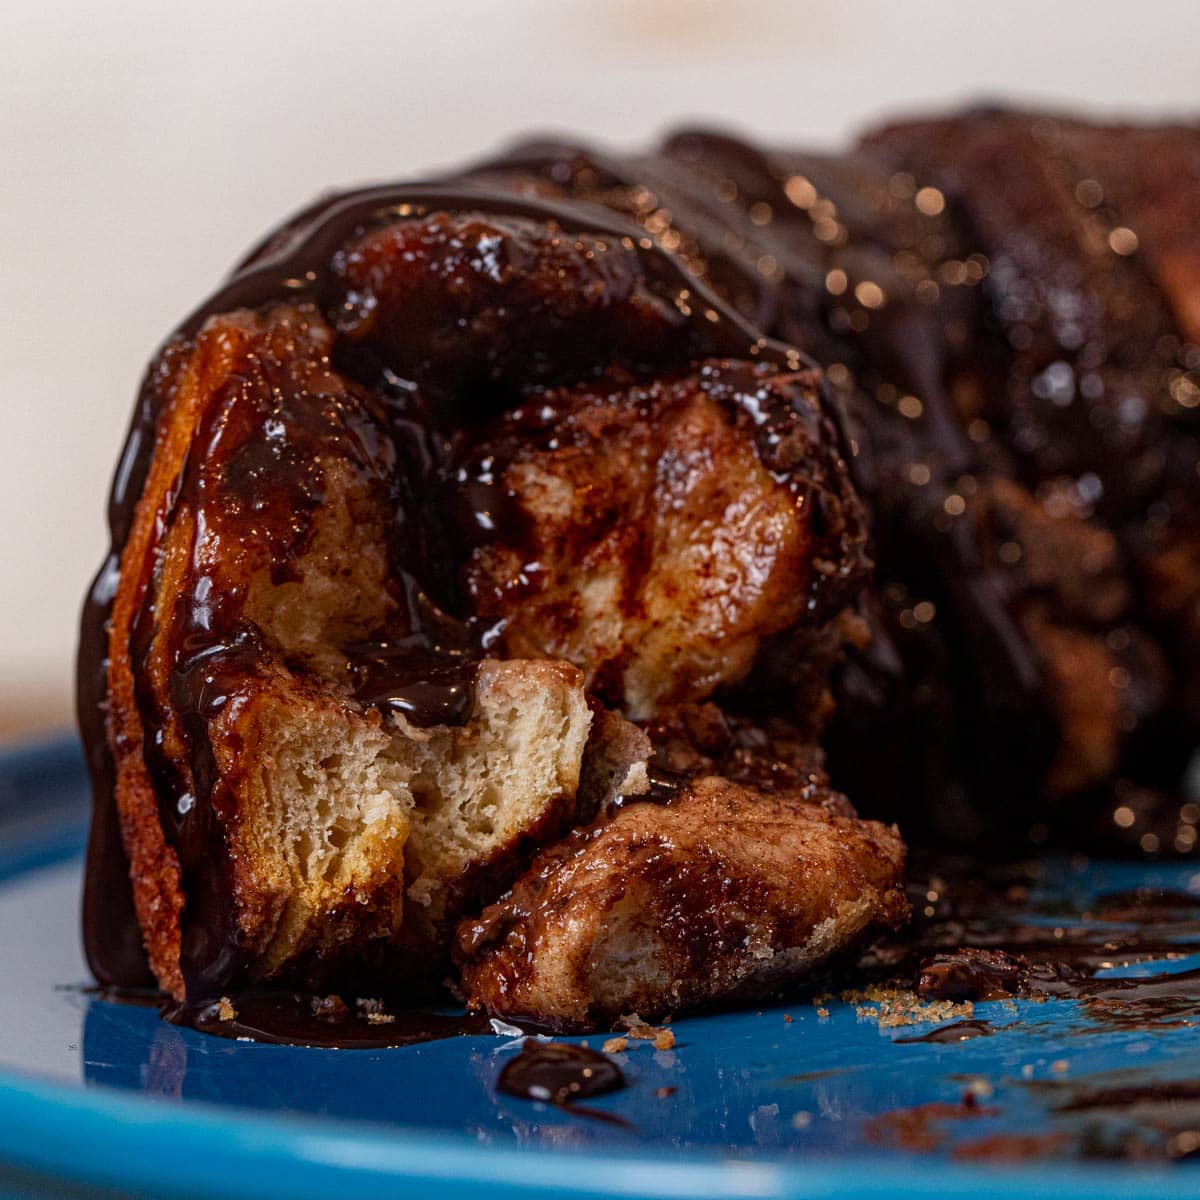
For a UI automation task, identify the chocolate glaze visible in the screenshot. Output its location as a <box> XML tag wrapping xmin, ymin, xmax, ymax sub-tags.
<box><xmin>476</xmin><ymin>120</ymin><xmax>1200</xmax><ymax>845</ymax></box>
<box><xmin>470</xmin><ymin>133</ymin><xmax>1059</xmax><ymax>838</ymax></box>
<box><xmin>78</xmin><ymin>175</ymin><xmax>828</xmax><ymax>998</ymax></box>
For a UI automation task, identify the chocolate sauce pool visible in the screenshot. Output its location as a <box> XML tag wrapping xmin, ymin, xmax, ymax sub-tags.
<box><xmin>91</xmin><ymin>985</ymin><xmax>493</xmax><ymax>1048</ymax></box>
<box><xmin>166</xmin><ymin>994</ymin><xmax>493</xmax><ymax>1049</ymax></box>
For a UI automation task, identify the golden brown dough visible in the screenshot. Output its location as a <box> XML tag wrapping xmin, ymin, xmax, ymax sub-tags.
<box><xmin>461</xmin><ymin>360</ymin><xmax>865</xmax><ymax>720</ymax></box>
<box><xmin>456</xmin><ymin>776</ymin><xmax>909</xmax><ymax>1029</ymax></box>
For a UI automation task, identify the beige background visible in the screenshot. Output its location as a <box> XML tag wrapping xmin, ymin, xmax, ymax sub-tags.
<box><xmin>3</xmin><ymin>0</ymin><xmax>1198</xmax><ymax>737</ymax></box>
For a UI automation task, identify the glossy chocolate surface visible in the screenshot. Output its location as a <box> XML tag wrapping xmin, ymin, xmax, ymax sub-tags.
<box><xmin>474</xmin><ymin>117</ymin><xmax>1199</xmax><ymax>843</ymax></box>
<box><xmin>78</xmin><ymin>111</ymin><xmax>1200</xmax><ymax>1030</ymax></box>
<box><xmin>77</xmin><ymin>175</ymin><xmax>833</xmax><ymax>996</ymax></box>
<box><xmin>166</xmin><ymin>994</ymin><xmax>493</xmax><ymax>1049</ymax></box>
<box><xmin>496</xmin><ymin>1038</ymin><xmax>627</xmax><ymax>1115</ymax></box>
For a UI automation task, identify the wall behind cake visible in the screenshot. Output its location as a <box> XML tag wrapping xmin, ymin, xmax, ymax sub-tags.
<box><xmin>0</xmin><ymin>0</ymin><xmax>1196</xmax><ymax>733</ymax></box>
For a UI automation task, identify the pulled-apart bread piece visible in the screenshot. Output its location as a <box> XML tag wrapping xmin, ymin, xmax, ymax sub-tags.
<box><xmin>457</xmin><ymin>775</ymin><xmax>909</xmax><ymax>1028</ymax></box>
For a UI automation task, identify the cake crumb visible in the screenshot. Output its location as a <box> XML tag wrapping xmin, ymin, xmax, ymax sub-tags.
<box><xmin>311</xmin><ymin>994</ymin><xmax>348</xmax><ymax>1021</ymax></box>
<box><xmin>842</xmin><ymin>985</ymin><xmax>973</xmax><ymax>1028</ymax></box>
<box><xmin>816</xmin><ymin>1007</ymin><xmax>831</xmax><ymax>1019</ymax></box>
<box><xmin>366</xmin><ymin>1011</ymin><xmax>395</xmax><ymax>1025</ymax></box>
<box><xmin>616</xmin><ymin>1012</ymin><xmax>674</xmax><ymax>1045</ymax></box>
<box><xmin>217</xmin><ymin>997</ymin><xmax>237</xmax><ymax>1022</ymax></box>
<box><xmin>603</xmin><ymin>1036</ymin><xmax>629</xmax><ymax>1053</ymax></box>
<box><xmin>655</xmin><ymin>1086</ymin><xmax>677</xmax><ymax>1099</ymax></box>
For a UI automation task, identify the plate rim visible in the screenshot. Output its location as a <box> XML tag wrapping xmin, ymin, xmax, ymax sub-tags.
<box><xmin>1</xmin><ymin>732</ymin><xmax>1196</xmax><ymax>1200</ymax></box>
<box><xmin>3</xmin><ymin>1062</ymin><xmax>1197</xmax><ymax>1200</ymax></box>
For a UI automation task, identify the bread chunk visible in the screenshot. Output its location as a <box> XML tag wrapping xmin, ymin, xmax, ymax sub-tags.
<box><xmin>460</xmin><ymin>361</ymin><xmax>866</xmax><ymax>719</ymax></box>
<box><xmin>85</xmin><ymin>202</ymin><xmax>887</xmax><ymax>1016</ymax></box>
<box><xmin>200</xmin><ymin>657</ymin><xmax>590</xmax><ymax>991</ymax></box>
<box><xmin>456</xmin><ymin>776</ymin><xmax>908</xmax><ymax>1029</ymax></box>
<box><xmin>399</xmin><ymin>658</ymin><xmax>592</xmax><ymax>944</ymax></box>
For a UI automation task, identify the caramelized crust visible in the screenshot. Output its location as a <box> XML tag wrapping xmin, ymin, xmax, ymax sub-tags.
<box><xmin>457</xmin><ymin>776</ymin><xmax>908</xmax><ymax>1029</ymax></box>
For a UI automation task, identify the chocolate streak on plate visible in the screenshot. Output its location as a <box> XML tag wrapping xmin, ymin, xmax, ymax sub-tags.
<box><xmin>165</xmin><ymin>993</ymin><xmax>493</xmax><ymax>1049</ymax></box>
<box><xmin>878</xmin><ymin>860</ymin><xmax>1200</xmax><ymax>1035</ymax></box>
<box><xmin>894</xmin><ymin>1019</ymin><xmax>995</xmax><ymax>1044</ymax></box>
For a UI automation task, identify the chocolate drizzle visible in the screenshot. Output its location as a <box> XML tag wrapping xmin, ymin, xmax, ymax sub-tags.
<box><xmin>78</xmin><ymin>112</ymin><xmax>1200</xmax><ymax>1023</ymax></box>
<box><xmin>77</xmin><ymin>175</ymin><xmax>824</xmax><ymax>996</ymax></box>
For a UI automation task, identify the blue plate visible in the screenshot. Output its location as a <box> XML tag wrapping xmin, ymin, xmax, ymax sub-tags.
<box><xmin>1</xmin><ymin>734</ymin><xmax>1198</xmax><ymax>1199</ymax></box>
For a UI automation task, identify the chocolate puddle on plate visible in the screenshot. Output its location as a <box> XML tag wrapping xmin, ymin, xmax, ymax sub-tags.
<box><xmin>894</xmin><ymin>1019</ymin><xmax>996</xmax><ymax>1044</ymax></box>
<box><xmin>866</xmin><ymin>858</ymin><xmax>1200</xmax><ymax>1028</ymax></box>
<box><xmin>497</xmin><ymin>1039</ymin><xmax>631</xmax><ymax>1127</ymax></box>
<box><xmin>88</xmin><ymin>985</ymin><xmax>493</xmax><ymax>1049</ymax></box>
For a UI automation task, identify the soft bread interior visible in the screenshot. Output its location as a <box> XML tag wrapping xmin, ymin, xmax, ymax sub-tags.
<box><xmin>400</xmin><ymin>659</ymin><xmax>592</xmax><ymax>929</ymax></box>
<box><xmin>213</xmin><ymin>659</ymin><xmax>592</xmax><ymax>980</ymax></box>
<box><xmin>211</xmin><ymin>676</ymin><xmax>410</xmax><ymax>975</ymax></box>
